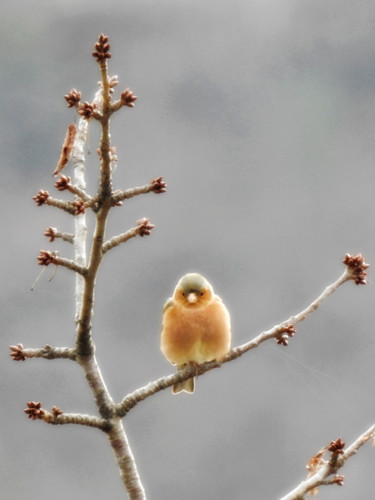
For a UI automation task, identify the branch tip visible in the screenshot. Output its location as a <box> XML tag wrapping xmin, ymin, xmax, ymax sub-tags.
<box><xmin>64</xmin><ymin>88</ymin><xmax>81</xmax><ymax>108</ymax></box>
<box><xmin>92</xmin><ymin>33</ymin><xmax>111</xmax><ymax>61</ymax></box>
<box><xmin>78</xmin><ymin>101</ymin><xmax>97</xmax><ymax>120</ymax></box>
<box><xmin>328</xmin><ymin>438</ymin><xmax>345</xmax><ymax>467</ymax></box>
<box><xmin>9</xmin><ymin>344</ymin><xmax>26</xmax><ymax>361</ymax></box>
<box><xmin>328</xmin><ymin>438</ymin><xmax>345</xmax><ymax>455</ymax></box>
<box><xmin>44</xmin><ymin>226</ymin><xmax>56</xmax><ymax>242</ymax></box>
<box><xmin>72</xmin><ymin>200</ymin><xmax>86</xmax><ymax>215</ymax></box>
<box><xmin>137</xmin><ymin>218</ymin><xmax>155</xmax><ymax>236</ymax></box>
<box><xmin>55</xmin><ymin>175</ymin><xmax>71</xmax><ymax>191</ymax></box>
<box><xmin>343</xmin><ymin>253</ymin><xmax>369</xmax><ymax>285</ymax></box>
<box><xmin>333</xmin><ymin>475</ymin><xmax>345</xmax><ymax>486</ymax></box>
<box><xmin>24</xmin><ymin>401</ymin><xmax>45</xmax><ymax>420</ymax></box>
<box><xmin>151</xmin><ymin>176</ymin><xmax>167</xmax><ymax>193</ymax></box>
<box><xmin>37</xmin><ymin>250</ymin><xmax>57</xmax><ymax>266</ymax></box>
<box><xmin>120</xmin><ymin>88</ymin><xmax>137</xmax><ymax>107</ymax></box>
<box><xmin>32</xmin><ymin>190</ymin><xmax>49</xmax><ymax>206</ymax></box>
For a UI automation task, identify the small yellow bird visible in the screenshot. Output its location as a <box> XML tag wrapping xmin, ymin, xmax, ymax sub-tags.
<box><xmin>161</xmin><ymin>273</ymin><xmax>231</xmax><ymax>394</ymax></box>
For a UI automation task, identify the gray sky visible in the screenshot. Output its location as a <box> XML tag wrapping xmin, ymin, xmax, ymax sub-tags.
<box><xmin>2</xmin><ymin>1</ymin><xmax>375</xmax><ymax>499</ymax></box>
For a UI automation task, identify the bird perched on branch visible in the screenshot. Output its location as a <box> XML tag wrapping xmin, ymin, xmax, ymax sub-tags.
<box><xmin>161</xmin><ymin>273</ymin><xmax>231</xmax><ymax>394</ymax></box>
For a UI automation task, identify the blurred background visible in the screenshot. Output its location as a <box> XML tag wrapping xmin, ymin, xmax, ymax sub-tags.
<box><xmin>2</xmin><ymin>1</ymin><xmax>375</xmax><ymax>498</ymax></box>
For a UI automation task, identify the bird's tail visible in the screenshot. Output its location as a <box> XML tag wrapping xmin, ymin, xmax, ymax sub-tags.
<box><xmin>172</xmin><ymin>364</ymin><xmax>195</xmax><ymax>394</ymax></box>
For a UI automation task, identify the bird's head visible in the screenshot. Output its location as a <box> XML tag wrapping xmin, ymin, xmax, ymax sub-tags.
<box><xmin>173</xmin><ymin>273</ymin><xmax>214</xmax><ymax>308</ymax></box>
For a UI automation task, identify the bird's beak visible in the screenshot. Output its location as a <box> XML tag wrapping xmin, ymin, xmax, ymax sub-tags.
<box><xmin>187</xmin><ymin>292</ymin><xmax>198</xmax><ymax>304</ymax></box>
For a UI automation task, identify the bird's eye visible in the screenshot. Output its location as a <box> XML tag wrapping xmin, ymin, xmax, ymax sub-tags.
<box><xmin>200</xmin><ymin>291</ymin><xmax>204</xmax><ymax>296</ymax></box>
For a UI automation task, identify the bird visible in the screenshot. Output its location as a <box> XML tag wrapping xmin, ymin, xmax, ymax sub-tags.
<box><xmin>161</xmin><ymin>273</ymin><xmax>231</xmax><ymax>394</ymax></box>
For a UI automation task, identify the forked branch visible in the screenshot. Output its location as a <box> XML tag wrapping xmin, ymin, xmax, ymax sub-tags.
<box><xmin>280</xmin><ymin>425</ymin><xmax>375</xmax><ymax>499</ymax></box>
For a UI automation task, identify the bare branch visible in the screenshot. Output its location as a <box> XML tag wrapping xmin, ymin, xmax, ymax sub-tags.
<box><xmin>280</xmin><ymin>426</ymin><xmax>375</xmax><ymax>499</ymax></box>
<box><xmin>111</xmin><ymin>88</ymin><xmax>138</xmax><ymax>111</ymax></box>
<box><xmin>9</xmin><ymin>344</ymin><xmax>76</xmax><ymax>361</ymax></box>
<box><xmin>116</xmin><ymin>257</ymin><xmax>366</xmax><ymax>416</ymax></box>
<box><xmin>54</xmin><ymin>255</ymin><xmax>87</xmax><ymax>275</ymax></box>
<box><xmin>54</xmin><ymin>174</ymin><xmax>93</xmax><ymax>203</ymax></box>
<box><xmin>32</xmin><ymin>190</ymin><xmax>76</xmax><ymax>215</ymax></box>
<box><xmin>44</xmin><ymin>409</ymin><xmax>109</xmax><ymax>430</ymax></box>
<box><xmin>36</xmin><ymin>250</ymin><xmax>87</xmax><ymax>275</ymax></box>
<box><xmin>112</xmin><ymin>177</ymin><xmax>167</xmax><ymax>205</ymax></box>
<box><xmin>102</xmin><ymin>218</ymin><xmax>155</xmax><ymax>254</ymax></box>
<box><xmin>44</xmin><ymin>226</ymin><xmax>74</xmax><ymax>243</ymax></box>
<box><xmin>24</xmin><ymin>402</ymin><xmax>108</xmax><ymax>430</ymax></box>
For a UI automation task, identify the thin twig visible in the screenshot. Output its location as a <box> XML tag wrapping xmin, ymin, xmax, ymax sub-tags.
<box><xmin>45</xmin><ymin>196</ymin><xmax>76</xmax><ymax>214</ymax></box>
<box><xmin>24</xmin><ymin>402</ymin><xmax>108</xmax><ymax>430</ymax></box>
<box><xmin>54</xmin><ymin>255</ymin><xmax>88</xmax><ymax>275</ymax></box>
<box><xmin>43</xmin><ymin>411</ymin><xmax>109</xmax><ymax>430</ymax></box>
<box><xmin>112</xmin><ymin>184</ymin><xmax>154</xmax><ymax>202</ymax></box>
<box><xmin>10</xmin><ymin>344</ymin><xmax>76</xmax><ymax>361</ymax></box>
<box><xmin>102</xmin><ymin>219</ymin><xmax>154</xmax><ymax>254</ymax></box>
<box><xmin>44</xmin><ymin>227</ymin><xmax>74</xmax><ymax>244</ymax></box>
<box><xmin>112</xmin><ymin>177</ymin><xmax>167</xmax><ymax>205</ymax></box>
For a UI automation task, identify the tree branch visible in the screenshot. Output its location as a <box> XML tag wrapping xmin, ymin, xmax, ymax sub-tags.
<box><xmin>36</xmin><ymin>251</ymin><xmax>88</xmax><ymax>275</ymax></box>
<box><xmin>24</xmin><ymin>402</ymin><xmax>108</xmax><ymax>430</ymax></box>
<box><xmin>32</xmin><ymin>190</ymin><xmax>76</xmax><ymax>215</ymax></box>
<box><xmin>280</xmin><ymin>426</ymin><xmax>375</xmax><ymax>499</ymax></box>
<box><xmin>9</xmin><ymin>344</ymin><xmax>76</xmax><ymax>361</ymax></box>
<box><xmin>54</xmin><ymin>174</ymin><xmax>93</xmax><ymax>203</ymax></box>
<box><xmin>102</xmin><ymin>218</ymin><xmax>155</xmax><ymax>254</ymax></box>
<box><xmin>116</xmin><ymin>257</ymin><xmax>368</xmax><ymax>417</ymax></box>
<box><xmin>44</xmin><ymin>226</ymin><xmax>74</xmax><ymax>244</ymax></box>
<box><xmin>111</xmin><ymin>177</ymin><xmax>167</xmax><ymax>205</ymax></box>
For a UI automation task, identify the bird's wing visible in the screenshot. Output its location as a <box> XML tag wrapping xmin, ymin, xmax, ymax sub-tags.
<box><xmin>213</xmin><ymin>294</ymin><xmax>224</xmax><ymax>303</ymax></box>
<box><xmin>163</xmin><ymin>297</ymin><xmax>175</xmax><ymax>313</ymax></box>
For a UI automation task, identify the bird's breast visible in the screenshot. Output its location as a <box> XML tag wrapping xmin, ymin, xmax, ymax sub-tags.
<box><xmin>161</xmin><ymin>300</ymin><xmax>231</xmax><ymax>365</ymax></box>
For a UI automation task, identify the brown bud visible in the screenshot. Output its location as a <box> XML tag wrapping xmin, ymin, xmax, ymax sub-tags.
<box><xmin>333</xmin><ymin>475</ymin><xmax>345</xmax><ymax>486</ymax></box>
<box><xmin>54</xmin><ymin>175</ymin><xmax>71</xmax><ymax>191</ymax></box>
<box><xmin>276</xmin><ymin>325</ymin><xmax>295</xmax><ymax>346</ymax></box>
<box><xmin>151</xmin><ymin>176</ymin><xmax>167</xmax><ymax>194</ymax></box>
<box><xmin>32</xmin><ymin>190</ymin><xmax>49</xmax><ymax>206</ymax></box>
<box><xmin>78</xmin><ymin>102</ymin><xmax>96</xmax><ymax>120</ymax></box>
<box><xmin>343</xmin><ymin>253</ymin><xmax>369</xmax><ymax>285</ymax></box>
<box><xmin>92</xmin><ymin>33</ymin><xmax>112</xmax><ymax>61</ymax></box>
<box><xmin>120</xmin><ymin>88</ymin><xmax>137</xmax><ymax>107</ymax></box>
<box><xmin>43</xmin><ymin>227</ymin><xmax>57</xmax><ymax>242</ymax></box>
<box><xmin>51</xmin><ymin>406</ymin><xmax>62</xmax><ymax>416</ymax></box>
<box><xmin>24</xmin><ymin>401</ymin><xmax>45</xmax><ymax>420</ymax></box>
<box><xmin>137</xmin><ymin>218</ymin><xmax>155</xmax><ymax>237</ymax></box>
<box><xmin>328</xmin><ymin>438</ymin><xmax>345</xmax><ymax>454</ymax></box>
<box><xmin>9</xmin><ymin>344</ymin><xmax>26</xmax><ymax>361</ymax></box>
<box><xmin>37</xmin><ymin>250</ymin><xmax>56</xmax><ymax>266</ymax></box>
<box><xmin>72</xmin><ymin>200</ymin><xmax>86</xmax><ymax>215</ymax></box>
<box><xmin>64</xmin><ymin>88</ymin><xmax>81</xmax><ymax>108</ymax></box>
